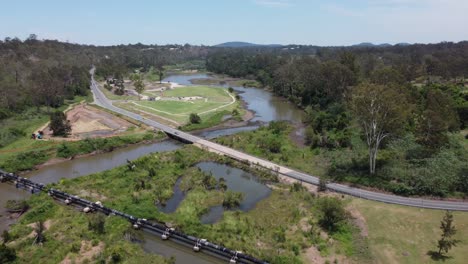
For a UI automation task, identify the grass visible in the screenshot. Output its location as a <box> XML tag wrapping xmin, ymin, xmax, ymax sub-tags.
<box><xmin>351</xmin><ymin>198</ymin><xmax>468</xmax><ymax>264</ymax></box>
<box><xmin>162</xmin><ymin>86</ymin><xmax>231</xmax><ymax>101</ymax></box>
<box><xmin>118</xmin><ymin>86</ymin><xmax>239</xmax><ymax>125</ymax></box>
<box><xmin>138</xmin><ymin>100</ymin><xmax>226</xmax><ymax>115</ymax></box>
<box><xmin>214</xmin><ymin>124</ymin><xmax>329</xmax><ymax>177</ymax></box>
<box><xmin>181</xmin><ymin>110</ymin><xmax>231</xmax><ymax>131</ymax></box>
<box><xmin>0</xmin><ymin>96</ymin><xmax>90</xmax><ymax>158</ymax></box>
<box><xmin>55</xmin><ymin>132</ymin><xmax>161</xmax><ymax>158</ymax></box>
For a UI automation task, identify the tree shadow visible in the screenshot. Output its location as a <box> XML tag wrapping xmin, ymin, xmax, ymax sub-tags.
<box><xmin>427</xmin><ymin>251</ymin><xmax>453</xmax><ymax>261</ymax></box>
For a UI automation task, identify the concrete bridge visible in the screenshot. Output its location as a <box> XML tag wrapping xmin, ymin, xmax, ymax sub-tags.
<box><xmin>90</xmin><ymin>75</ymin><xmax>468</xmax><ymax>212</ymax></box>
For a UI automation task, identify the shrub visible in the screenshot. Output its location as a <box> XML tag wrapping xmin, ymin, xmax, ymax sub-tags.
<box><xmin>316</xmin><ymin>197</ymin><xmax>347</xmax><ymax>232</ymax></box>
<box><xmin>189</xmin><ymin>113</ymin><xmax>201</xmax><ymax>124</ymax></box>
<box><xmin>0</xmin><ymin>243</ymin><xmax>16</xmax><ymax>263</ymax></box>
<box><xmin>1</xmin><ymin>230</ymin><xmax>10</xmax><ymax>243</ymax></box>
<box><xmin>268</xmin><ymin>121</ymin><xmax>288</xmax><ymax>135</ymax></box>
<box><xmin>5</xmin><ymin>200</ymin><xmax>29</xmax><ymax>212</ymax></box>
<box><xmin>88</xmin><ymin>214</ymin><xmax>106</xmax><ymax>234</ymax></box>
<box><xmin>318</xmin><ymin>177</ymin><xmax>327</xmax><ymax>192</ymax></box>
<box><xmin>223</xmin><ymin>191</ymin><xmax>244</xmax><ymax>208</ymax></box>
<box><xmin>218</xmin><ymin>177</ymin><xmax>227</xmax><ymax>191</ymax></box>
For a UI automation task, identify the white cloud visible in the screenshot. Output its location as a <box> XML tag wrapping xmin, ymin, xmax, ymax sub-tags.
<box><xmin>253</xmin><ymin>0</ymin><xmax>292</xmax><ymax>7</ymax></box>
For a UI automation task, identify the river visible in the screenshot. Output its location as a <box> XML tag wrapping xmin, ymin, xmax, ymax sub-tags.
<box><xmin>163</xmin><ymin>73</ymin><xmax>304</xmax><ymax>124</ymax></box>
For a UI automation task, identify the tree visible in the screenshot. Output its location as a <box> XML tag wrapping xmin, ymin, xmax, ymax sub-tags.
<box><xmin>437</xmin><ymin>211</ymin><xmax>459</xmax><ymax>256</ymax></box>
<box><xmin>134</xmin><ymin>79</ymin><xmax>145</xmax><ymax>100</ymax></box>
<box><xmin>417</xmin><ymin>89</ymin><xmax>459</xmax><ymax>148</ymax></box>
<box><xmin>33</xmin><ymin>221</ymin><xmax>46</xmax><ymax>245</ymax></box>
<box><xmin>228</xmin><ymin>87</ymin><xmax>234</xmax><ymax>93</ymax></box>
<box><xmin>351</xmin><ymin>83</ymin><xmax>409</xmax><ymax>175</ymax></box>
<box><xmin>49</xmin><ymin>111</ymin><xmax>71</xmax><ymax>137</ymax></box>
<box><xmin>157</xmin><ymin>65</ymin><xmax>164</xmax><ymax>84</ymax></box>
<box><xmin>189</xmin><ymin>113</ymin><xmax>201</xmax><ymax>124</ymax></box>
<box><xmin>458</xmin><ymin>167</ymin><xmax>468</xmax><ymax>196</ymax></box>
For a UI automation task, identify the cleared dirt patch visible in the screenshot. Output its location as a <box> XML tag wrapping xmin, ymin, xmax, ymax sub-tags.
<box><xmin>61</xmin><ymin>240</ymin><xmax>105</xmax><ymax>264</ymax></box>
<box><xmin>43</xmin><ymin>104</ymin><xmax>133</xmax><ymax>140</ymax></box>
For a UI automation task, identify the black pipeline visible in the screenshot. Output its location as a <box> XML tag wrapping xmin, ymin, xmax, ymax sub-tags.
<box><xmin>0</xmin><ymin>169</ymin><xmax>268</xmax><ymax>264</ymax></box>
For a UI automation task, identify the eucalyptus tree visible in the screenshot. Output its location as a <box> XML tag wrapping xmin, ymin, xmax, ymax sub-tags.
<box><xmin>351</xmin><ymin>82</ymin><xmax>409</xmax><ymax>175</ymax></box>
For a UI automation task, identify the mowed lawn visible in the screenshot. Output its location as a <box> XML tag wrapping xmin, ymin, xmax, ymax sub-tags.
<box><xmin>160</xmin><ymin>86</ymin><xmax>232</xmax><ymax>102</ymax></box>
<box><xmin>350</xmin><ymin>198</ymin><xmax>468</xmax><ymax>264</ymax></box>
<box><xmin>127</xmin><ymin>86</ymin><xmax>237</xmax><ymax>124</ymax></box>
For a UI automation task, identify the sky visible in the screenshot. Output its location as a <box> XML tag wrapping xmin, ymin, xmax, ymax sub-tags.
<box><xmin>1</xmin><ymin>0</ymin><xmax>467</xmax><ymax>46</ymax></box>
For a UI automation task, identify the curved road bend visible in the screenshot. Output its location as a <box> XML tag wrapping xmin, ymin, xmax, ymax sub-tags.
<box><xmin>90</xmin><ymin>76</ymin><xmax>468</xmax><ymax>211</ymax></box>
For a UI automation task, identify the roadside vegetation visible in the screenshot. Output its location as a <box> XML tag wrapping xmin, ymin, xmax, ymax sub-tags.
<box><xmin>214</xmin><ymin>121</ymin><xmax>468</xmax><ymax>198</ymax></box>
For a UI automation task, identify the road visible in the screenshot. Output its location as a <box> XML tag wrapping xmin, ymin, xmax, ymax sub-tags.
<box><xmin>90</xmin><ymin>74</ymin><xmax>468</xmax><ymax>211</ymax></box>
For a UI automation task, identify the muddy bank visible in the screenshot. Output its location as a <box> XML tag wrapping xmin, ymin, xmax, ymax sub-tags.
<box><xmin>16</xmin><ymin>137</ymin><xmax>168</xmax><ymax>177</ymax></box>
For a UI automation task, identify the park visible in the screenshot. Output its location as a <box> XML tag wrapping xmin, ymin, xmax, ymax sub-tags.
<box><xmin>99</xmin><ymin>75</ymin><xmax>241</xmax><ymax>126</ymax></box>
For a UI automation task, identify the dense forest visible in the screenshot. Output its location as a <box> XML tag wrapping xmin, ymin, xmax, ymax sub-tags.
<box><xmin>1</xmin><ymin>36</ymin><xmax>467</xmax><ymax>197</ymax></box>
<box><xmin>207</xmin><ymin>42</ymin><xmax>468</xmax><ymax>197</ymax></box>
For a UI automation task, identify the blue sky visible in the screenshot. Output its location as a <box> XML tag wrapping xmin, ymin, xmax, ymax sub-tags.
<box><xmin>1</xmin><ymin>0</ymin><xmax>467</xmax><ymax>46</ymax></box>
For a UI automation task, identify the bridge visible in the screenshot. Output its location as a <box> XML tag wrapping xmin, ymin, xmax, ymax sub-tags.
<box><xmin>91</xmin><ymin>73</ymin><xmax>468</xmax><ymax>212</ymax></box>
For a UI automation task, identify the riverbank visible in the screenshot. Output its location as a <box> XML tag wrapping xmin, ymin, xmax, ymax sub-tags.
<box><xmin>190</xmin><ymin>74</ymin><xmax>262</xmax><ymax>88</ymax></box>
<box><xmin>0</xmin><ymin>131</ymin><xmax>163</xmax><ymax>174</ymax></box>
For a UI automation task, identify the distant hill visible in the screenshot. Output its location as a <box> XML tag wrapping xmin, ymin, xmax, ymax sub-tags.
<box><xmin>395</xmin><ymin>42</ymin><xmax>411</xmax><ymax>46</ymax></box>
<box><xmin>214</xmin><ymin>42</ymin><xmax>283</xmax><ymax>48</ymax></box>
<box><xmin>353</xmin><ymin>42</ymin><xmax>393</xmax><ymax>47</ymax></box>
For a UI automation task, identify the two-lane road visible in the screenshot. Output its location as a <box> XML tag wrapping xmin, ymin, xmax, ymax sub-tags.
<box><xmin>90</xmin><ymin>76</ymin><xmax>468</xmax><ymax>211</ymax></box>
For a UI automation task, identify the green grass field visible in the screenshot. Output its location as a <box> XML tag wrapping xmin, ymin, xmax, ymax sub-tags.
<box><xmin>121</xmin><ymin>86</ymin><xmax>238</xmax><ymax>124</ymax></box>
<box><xmin>351</xmin><ymin>199</ymin><xmax>468</xmax><ymax>264</ymax></box>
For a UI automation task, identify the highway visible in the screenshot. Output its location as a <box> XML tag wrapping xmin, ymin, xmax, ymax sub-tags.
<box><xmin>90</xmin><ymin>74</ymin><xmax>468</xmax><ymax>212</ymax></box>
